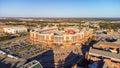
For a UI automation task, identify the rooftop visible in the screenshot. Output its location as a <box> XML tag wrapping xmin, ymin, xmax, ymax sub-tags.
<box><xmin>94</xmin><ymin>41</ymin><xmax>120</xmax><ymax>48</ymax></box>
<box><xmin>31</xmin><ymin>26</ymin><xmax>93</xmax><ymax>36</ymax></box>
<box><xmin>89</xmin><ymin>48</ymin><xmax>120</xmax><ymax>62</ymax></box>
<box><xmin>21</xmin><ymin>60</ymin><xmax>43</xmax><ymax>68</ymax></box>
<box><xmin>3</xmin><ymin>26</ymin><xmax>27</xmax><ymax>30</ymax></box>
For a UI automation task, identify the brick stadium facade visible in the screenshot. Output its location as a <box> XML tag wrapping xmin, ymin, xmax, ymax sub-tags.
<box><xmin>30</xmin><ymin>26</ymin><xmax>93</xmax><ymax>47</ymax></box>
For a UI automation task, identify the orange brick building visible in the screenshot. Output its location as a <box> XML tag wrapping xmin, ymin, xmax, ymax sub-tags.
<box><xmin>93</xmin><ymin>41</ymin><xmax>120</xmax><ymax>53</ymax></box>
<box><xmin>30</xmin><ymin>26</ymin><xmax>93</xmax><ymax>47</ymax></box>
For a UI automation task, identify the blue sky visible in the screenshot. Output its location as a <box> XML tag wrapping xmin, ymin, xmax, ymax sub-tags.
<box><xmin>0</xmin><ymin>0</ymin><xmax>120</xmax><ymax>17</ymax></box>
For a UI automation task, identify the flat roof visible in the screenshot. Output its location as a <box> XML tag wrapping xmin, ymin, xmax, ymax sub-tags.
<box><xmin>89</xmin><ymin>48</ymin><xmax>120</xmax><ymax>62</ymax></box>
<box><xmin>94</xmin><ymin>41</ymin><xmax>120</xmax><ymax>48</ymax></box>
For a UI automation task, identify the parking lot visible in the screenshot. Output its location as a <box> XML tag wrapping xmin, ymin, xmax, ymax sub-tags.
<box><xmin>0</xmin><ymin>36</ymin><xmax>50</xmax><ymax>59</ymax></box>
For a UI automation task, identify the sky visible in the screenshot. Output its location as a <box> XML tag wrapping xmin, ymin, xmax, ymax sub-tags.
<box><xmin>0</xmin><ymin>0</ymin><xmax>120</xmax><ymax>17</ymax></box>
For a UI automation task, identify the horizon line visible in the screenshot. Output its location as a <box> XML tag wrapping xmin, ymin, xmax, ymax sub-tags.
<box><xmin>0</xmin><ymin>17</ymin><xmax>120</xmax><ymax>18</ymax></box>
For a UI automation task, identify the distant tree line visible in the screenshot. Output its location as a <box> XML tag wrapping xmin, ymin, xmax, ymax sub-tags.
<box><xmin>99</xmin><ymin>23</ymin><xmax>120</xmax><ymax>30</ymax></box>
<box><xmin>0</xmin><ymin>19</ymin><xmax>22</xmax><ymax>23</ymax></box>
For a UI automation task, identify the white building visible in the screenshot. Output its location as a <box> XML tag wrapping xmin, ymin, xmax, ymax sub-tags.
<box><xmin>3</xmin><ymin>27</ymin><xmax>27</xmax><ymax>34</ymax></box>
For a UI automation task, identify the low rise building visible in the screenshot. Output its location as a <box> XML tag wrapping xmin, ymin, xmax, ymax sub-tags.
<box><xmin>3</xmin><ymin>26</ymin><xmax>27</xmax><ymax>34</ymax></box>
<box><xmin>19</xmin><ymin>60</ymin><xmax>43</xmax><ymax>68</ymax></box>
<box><xmin>87</xmin><ymin>41</ymin><xmax>120</xmax><ymax>68</ymax></box>
<box><xmin>93</xmin><ymin>41</ymin><xmax>120</xmax><ymax>53</ymax></box>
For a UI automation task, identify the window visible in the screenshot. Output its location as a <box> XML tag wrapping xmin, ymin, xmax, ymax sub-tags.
<box><xmin>66</xmin><ymin>37</ymin><xmax>69</xmax><ymax>44</ymax></box>
<box><xmin>72</xmin><ymin>36</ymin><xmax>77</xmax><ymax>43</ymax></box>
<box><xmin>39</xmin><ymin>35</ymin><xmax>44</xmax><ymax>42</ymax></box>
<box><xmin>54</xmin><ymin>36</ymin><xmax>62</xmax><ymax>44</ymax></box>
